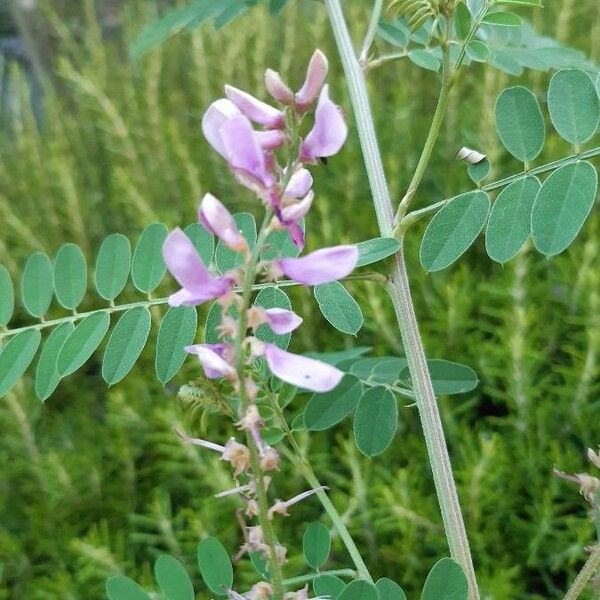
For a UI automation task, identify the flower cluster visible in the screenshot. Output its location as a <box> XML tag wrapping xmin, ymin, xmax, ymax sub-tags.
<box><xmin>164</xmin><ymin>50</ymin><xmax>353</xmax><ymax>599</ymax></box>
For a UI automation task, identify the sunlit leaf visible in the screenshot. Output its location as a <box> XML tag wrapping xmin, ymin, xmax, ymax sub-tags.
<box><xmin>353</xmin><ymin>386</ymin><xmax>397</xmax><ymax>456</ymax></box>
<box><xmin>531</xmin><ymin>161</ymin><xmax>598</xmax><ymax>256</ymax></box>
<box><xmin>21</xmin><ymin>253</ymin><xmax>54</xmax><ymax>318</ymax></box>
<box><xmin>53</xmin><ymin>244</ymin><xmax>87</xmax><ymax>310</ymax></box>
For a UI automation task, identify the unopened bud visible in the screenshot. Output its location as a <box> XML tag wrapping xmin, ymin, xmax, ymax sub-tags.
<box><xmin>265</xmin><ymin>69</ymin><xmax>294</xmax><ymax>105</ymax></box>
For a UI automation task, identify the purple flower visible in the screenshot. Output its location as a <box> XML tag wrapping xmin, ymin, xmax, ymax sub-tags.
<box><xmin>163</xmin><ymin>228</ymin><xmax>233</xmax><ymax>307</ymax></box>
<box><xmin>274</xmin><ymin>245</ymin><xmax>358</xmax><ymax>285</ymax></box>
<box><xmin>225</xmin><ymin>85</ymin><xmax>285</xmax><ymax>129</ymax></box>
<box><xmin>219</xmin><ymin>116</ymin><xmax>276</xmax><ymax>190</ymax></box>
<box><xmin>185</xmin><ymin>344</ymin><xmax>236</xmax><ymax>379</ymax></box>
<box><xmin>263</xmin><ymin>343</ymin><xmax>343</xmax><ymax>392</ymax></box>
<box><xmin>199</xmin><ymin>193</ymin><xmax>248</xmax><ymax>252</ymax></box>
<box><xmin>262</xmin><ymin>308</ymin><xmax>303</xmax><ymax>334</ymax></box>
<box><xmin>265</xmin><ymin>68</ymin><xmax>294</xmax><ymax>105</ymax></box>
<box><xmin>201</xmin><ymin>98</ymin><xmax>242</xmax><ymax>159</ymax></box>
<box><xmin>254</xmin><ymin>130</ymin><xmax>286</xmax><ymax>150</ymax></box>
<box><xmin>295</xmin><ymin>50</ymin><xmax>329</xmax><ymax>111</ymax></box>
<box><xmin>284</xmin><ymin>168</ymin><xmax>313</xmax><ymax>199</ymax></box>
<box><xmin>280</xmin><ymin>191</ymin><xmax>314</xmax><ymax>223</ymax></box>
<box><xmin>301</xmin><ymin>85</ymin><xmax>348</xmax><ymax>163</ymax></box>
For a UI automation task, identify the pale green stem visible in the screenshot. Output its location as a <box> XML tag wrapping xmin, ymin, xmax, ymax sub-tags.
<box><xmin>283</xmin><ymin>569</ymin><xmax>356</xmax><ymax>586</ymax></box>
<box><xmin>324</xmin><ymin>1</ymin><xmax>479</xmax><ymax>597</ymax></box>
<box><xmin>563</xmin><ymin>546</ymin><xmax>600</xmax><ymax>600</ymax></box>
<box><xmin>269</xmin><ymin>395</ymin><xmax>374</xmax><ymax>583</ymax></box>
<box><xmin>359</xmin><ymin>0</ymin><xmax>384</xmax><ymax>65</ymax></box>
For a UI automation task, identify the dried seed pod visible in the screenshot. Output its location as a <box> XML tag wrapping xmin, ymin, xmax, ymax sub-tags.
<box><xmin>457</xmin><ymin>146</ymin><xmax>487</xmax><ymax>164</ymax></box>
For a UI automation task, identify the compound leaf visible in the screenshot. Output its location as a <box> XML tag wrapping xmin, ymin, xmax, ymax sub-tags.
<box><xmin>21</xmin><ymin>253</ymin><xmax>54</xmax><ymax>318</ymax></box>
<box><xmin>53</xmin><ymin>243</ymin><xmax>87</xmax><ymax>310</ymax></box>
<box><xmin>95</xmin><ymin>234</ymin><xmax>131</xmax><ymax>301</ymax></box>
<box><xmin>132</xmin><ymin>223</ymin><xmax>168</xmax><ymax>294</ymax></box>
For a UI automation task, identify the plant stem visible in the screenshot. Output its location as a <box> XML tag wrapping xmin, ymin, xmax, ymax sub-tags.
<box><xmin>283</xmin><ymin>569</ymin><xmax>356</xmax><ymax>586</ymax></box>
<box><xmin>563</xmin><ymin>546</ymin><xmax>600</xmax><ymax>600</ymax></box>
<box><xmin>269</xmin><ymin>396</ymin><xmax>374</xmax><ymax>583</ymax></box>
<box><xmin>234</xmin><ymin>210</ymin><xmax>284</xmax><ymax>600</ymax></box>
<box><xmin>324</xmin><ymin>1</ymin><xmax>479</xmax><ymax>597</ymax></box>
<box><xmin>359</xmin><ymin>0</ymin><xmax>384</xmax><ymax>66</ymax></box>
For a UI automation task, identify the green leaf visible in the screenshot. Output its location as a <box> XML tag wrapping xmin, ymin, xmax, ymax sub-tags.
<box><xmin>35</xmin><ymin>322</ymin><xmax>74</xmax><ymax>401</ymax></box>
<box><xmin>314</xmin><ymin>575</ymin><xmax>346</xmax><ymax>600</ymax></box>
<box><xmin>269</xmin><ymin>0</ymin><xmax>290</xmax><ymax>16</ymax></box>
<box><xmin>408</xmin><ymin>49</ymin><xmax>440</xmax><ymax>72</ymax></box>
<box><xmin>102</xmin><ymin>307</ymin><xmax>151</xmax><ymax>385</ymax></box>
<box><xmin>485</xmin><ymin>176</ymin><xmax>540</xmax><ymax>263</ymax></box>
<box><xmin>21</xmin><ymin>253</ymin><xmax>54</xmax><ymax>318</ymax></box>
<box><xmin>249</xmin><ymin>551</ymin><xmax>269</xmax><ymax>579</ymax></box>
<box><xmin>254</xmin><ymin>286</ymin><xmax>293</xmax><ymax>350</ymax></box>
<box><xmin>497</xmin><ymin>0</ymin><xmax>542</xmax><ymax>5</ymax></box>
<box><xmin>400</xmin><ymin>359</ymin><xmax>478</xmax><ymax>395</ymax></box>
<box><xmin>467</xmin><ymin>0</ymin><xmax>485</xmax><ymax>16</ymax></box>
<box><xmin>156</xmin><ymin>306</ymin><xmax>198</xmax><ymax>384</ymax></box>
<box><xmin>205</xmin><ymin>301</ymin><xmax>224</xmax><ymax>344</ymax></box>
<box><xmin>198</xmin><ymin>537</ymin><xmax>233</xmax><ymax>596</ymax></box>
<box><xmin>0</xmin><ymin>265</ymin><xmax>14</xmax><ymax>327</ymax></box>
<box><xmin>353</xmin><ymin>386</ymin><xmax>397</xmax><ymax>456</ymax></box>
<box><xmin>495</xmin><ymin>86</ymin><xmax>545</xmax><ymax>162</ymax></box>
<box><xmin>95</xmin><ymin>234</ymin><xmax>131</xmax><ymax>301</ymax></box>
<box><xmin>184</xmin><ymin>223</ymin><xmax>214</xmax><ymax>265</ymax></box>
<box><xmin>465</xmin><ymin>41</ymin><xmax>490</xmax><ymax>63</ymax></box>
<box><xmin>131</xmin><ymin>223</ymin><xmax>168</xmax><ymax>294</ymax></box>
<box><xmin>420</xmin><ymin>558</ymin><xmax>468</xmax><ymax>600</ymax></box>
<box><xmin>53</xmin><ymin>244</ymin><xmax>87</xmax><ymax>310</ymax></box>
<box><xmin>305</xmin><ymin>375</ymin><xmax>362</xmax><ymax>431</ymax></box>
<box><xmin>548</xmin><ymin>69</ymin><xmax>600</xmax><ymax>145</ymax></box>
<box><xmin>106</xmin><ymin>575</ymin><xmax>152</xmax><ymax>600</ymax></box>
<box><xmin>349</xmin><ymin>357</ymin><xmax>408</xmax><ymax>385</ymax></box>
<box><xmin>215</xmin><ymin>213</ymin><xmax>256</xmax><ymax>272</ymax></box>
<box><xmin>467</xmin><ymin>159</ymin><xmax>490</xmax><ymax>183</ymax></box>
<box><xmin>261</xmin><ymin>225</ymin><xmax>303</xmax><ymax>260</ymax></box>
<box><xmin>377</xmin><ymin>578</ymin><xmax>407</xmax><ymax>600</ymax></box>
<box><xmin>490</xmin><ymin>49</ymin><xmax>523</xmax><ymax>76</ymax></box>
<box><xmin>303</xmin><ymin>522</ymin><xmax>330</xmax><ymax>568</ymax></box>
<box><xmin>338</xmin><ymin>580</ymin><xmax>380</xmax><ymax>600</ymax></box>
<box><xmin>305</xmin><ymin>346</ymin><xmax>371</xmax><ymax>366</ymax></box>
<box><xmin>0</xmin><ymin>329</ymin><xmax>41</xmax><ymax>397</ymax></box>
<box><xmin>482</xmin><ymin>11</ymin><xmax>522</xmax><ymax>26</ymax></box>
<box><xmin>58</xmin><ymin>311</ymin><xmax>110</xmax><ymax>376</ymax></box>
<box><xmin>454</xmin><ymin>3</ymin><xmax>472</xmax><ymax>39</ymax></box>
<box><xmin>356</xmin><ymin>237</ymin><xmax>401</xmax><ymax>267</ymax></box>
<box><xmin>531</xmin><ymin>161</ymin><xmax>597</xmax><ymax>256</ymax></box>
<box><xmin>377</xmin><ymin>21</ymin><xmax>409</xmax><ymax>47</ymax></box>
<box><xmin>420</xmin><ymin>191</ymin><xmax>490</xmax><ymax>272</ymax></box>
<box><xmin>154</xmin><ymin>554</ymin><xmax>194</xmax><ymax>600</ymax></box>
<box><xmin>314</xmin><ymin>282</ymin><xmax>363</xmax><ymax>336</ymax></box>
<box><xmin>501</xmin><ymin>47</ymin><xmax>547</xmax><ymax>70</ymax></box>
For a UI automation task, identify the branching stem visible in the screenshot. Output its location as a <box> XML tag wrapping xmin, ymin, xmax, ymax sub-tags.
<box><xmin>563</xmin><ymin>546</ymin><xmax>600</xmax><ymax>600</ymax></box>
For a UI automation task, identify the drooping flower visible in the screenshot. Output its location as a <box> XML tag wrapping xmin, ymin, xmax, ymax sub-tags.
<box><xmin>273</xmin><ymin>245</ymin><xmax>358</xmax><ymax>286</ymax></box>
<box><xmin>199</xmin><ymin>193</ymin><xmax>248</xmax><ymax>252</ymax></box>
<box><xmin>163</xmin><ymin>228</ymin><xmax>233</xmax><ymax>306</ymax></box>
<box><xmin>262</xmin><ymin>343</ymin><xmax>344</xmax><ymax>392</ymax></box>
<box><xmin>225</xmin><ymin>84</ymin><xmax>285</xmax><ymax>129</ymax></box>
<box><xmin>301</xmin><ymin>85</ymin><xmax>348</xmax><ymax>163</ymax></box>
<box><xmin>284</xmin><ymin>168</ymin><xmax>313</xmax><ymax>199</ymax></box>
<box><xmin>185</xmin><ymin>343</ymin><xmax>236</xmax><ymax>379</ymax></box>
<box><xmin>295</xmin><ymin>49</ymin><xmax>329</xmax><ymax>111</ymax></box>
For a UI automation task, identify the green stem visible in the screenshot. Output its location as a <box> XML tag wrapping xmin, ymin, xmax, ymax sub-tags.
<box><xmin>359</xmin><ymin>0</ymin><xmax>384</xmax><ymax>65</ymax></box>
<box><xmin>563</xmin><ymin>546</ymin><xmax>600</xmax><ymax>600</ymax></box>
<box><xmin>283</xmin><ymin>569</ymin><xmax>356</xmax><ymax>586</ymax></box>
<box><xmin>394</xmin><ymin>12</ymin><xmax>453</xmax><ymax>223</ymax></box>
<box><xmin>324</xmin><ymin>1</ymin><xmax>479</xmax><ymax>597</ymax></box>
<box><xmin>399</xmin><ymin>145</ymin><xmax>600</xmax><ymax>231</ymax></box>
<box><xmin>269</xmin><ymin>396</ymin><xmax>374</xmax><ymax>583</ymax></box>
<box><xmin>234</xmin><ymin>210</ymin><xmax>285</xmax><ymax>600</ymax></box>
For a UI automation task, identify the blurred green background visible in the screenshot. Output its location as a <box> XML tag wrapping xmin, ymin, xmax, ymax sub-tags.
<box><xmin>1</xmin><ymin>0</ymin><xmax>599</xmax><ymax>598</ymax></box>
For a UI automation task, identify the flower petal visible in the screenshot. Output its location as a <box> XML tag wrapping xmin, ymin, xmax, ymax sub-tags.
<box><xmin>199</xmin><ymin>193</ymin><xmax>247</xmax><ymax>252</ymax></box>
<box><xmin>264</xmin><ymin>344</ymin><xmax>343</xmax><ymax>392</ymax></box>
<box><xmin>255</xmin><ymin>130</ymin><xmax>286</xmax><ymax>150</ymax></box>
<box><xmin>295</xmin><ymin>49</ymin><xmax>329</xmax><ymax>110</ymax></box>
<box><xmin>300</xmin><ymin>85</ymin><xmax>348</xmax><ymax>162</ymax></box>
<box><xmin>185</xmin><ymin>343</ymin><xmax>236</xmax><ymax>379</ymax></box>
<box><xmin>263</xmin><ymin>308</ymin><xmax>303</xmax><ymax>334</ymax></box>
<box><xmin>275</xmin><ymin>245</ymin><xmax>358</xmax><ymax>285</ymax></box>
<box><xmin>265</xmin><ymin>68</ymin><xmax>294</xmax><ymax>104</ymax></box>
<box><xmin>220</xmin><ymin>116</ymin><xmax>275</xmax><ymax>189</ymax></box>
<box><xmin>163</xmin><ymin>228</ymin><xmax>233</xmax><ymax>306</ymax></box>
<box><xmin>225</xmin><ymin>85</ymin><xmax>285</xmax><ymax>129</ymax></box>
<box><xmin>284</xmin><ymin>168</ymin><xmax>313</xmax><ymax>199</ymax></box>
<box><xmin>280</xmin><ymin>191</ymin><xmax>314</xmax><ymax>223</ymax></box>
<box><xmin>202</xmin><ymin>98</ymin><xmax>242</xmax><ymax>158</ymax></box>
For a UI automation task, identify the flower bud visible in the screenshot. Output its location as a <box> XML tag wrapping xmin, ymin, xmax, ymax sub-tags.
<box><xmin>296</xmin><ymin>50</ymin><xmax>329</xmax><ymax>111</ymax></box>
<box><xmin>265</xmin><ymin>68</ymin><xmax>294</xmax><ymax>105</ymax></box>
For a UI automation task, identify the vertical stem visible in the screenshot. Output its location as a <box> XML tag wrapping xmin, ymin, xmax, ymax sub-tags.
<box><xmin>323</xmin><ymin>1</ymin><xmax>479</xmax><ymax>597</ymax></box>
<box><xmin>563</xmin><ymin>546</ymin><xmax>600</xmax><ymax>600</ymax></box>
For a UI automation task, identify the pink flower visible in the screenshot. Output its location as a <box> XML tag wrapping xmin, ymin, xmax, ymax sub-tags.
<box><xmin>184</xmin><ymin>344</ymin><xmax>236</xmax><ymax>379</ymax></box>
<box><xmin>220</xmin><ymin>116</ymin><xmax>276</xmax><ymax>190</ymax></box>
<box><xmin>201</xmin><ymin>98</ymin><xmax>242</xmax><ymax>159</ymax></box>
<box><xmin>280</xmin><ymin>191</ymin><xmax>314</xmax><ymax>223</ymax></box>
<box><xmin>284</xmin><ymin>168</ymin><xmax>313</xmax><ymax>199</ymax></box>
<box><xmin>265</xmin><ymin>68</ymin><xmax>294</xmax><ymax>105</ymax></box>
<box><xmin>225</xmin><ymin>85</ymin><xmax>285</xmax><ymax>129</ymax></box>
<box><xmin>295</xmin><ymin>50</ymin><xmax>329</xmax><ymax>111</ymax></box>
<box><xmin>274</xmin><ymin>245</ymin><xmax>358</xmax><ymax>285</ymax></box>
<box><xmin>301</xmin><ymin>85</ymin><xmax>348</xmax><ymax>163</ymax></box>
<box><xmin>163</xmin><ymin>228</ymin><xmax>233</xmax><ymax>307</ymax></box>
<box><xmin>263</xmin><ymin>343</ymin><xmax>343</xmax><ymax>392</ymax></box>
<box><xmin>254</xmin><ymin>130</ymin><xmax>286</xmax><ymax>150</ymax></box>
<box><xmin>199</xmin><ymin>193</ymin><xmax>248</xmax><ymax>252</ymax></box>
<box><xmin>262</xmin><ymin>308</ymin><xmax>303</xmax><ymax>334</ymax></box>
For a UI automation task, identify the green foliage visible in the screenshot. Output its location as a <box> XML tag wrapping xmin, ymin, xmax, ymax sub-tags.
<box><xmin>304</xmin><ymin>375</ymin><xmax>363</xmax><ymax>431</ymax></box>
<box><xmin>376</xmin><ymin>578</ymin><xmax>407</xmax><ymax>600</ymax></box>
<box><xmin>215</xmin><ymin>213</ymin><xmax>256</xmax><ymax>272</ymax></box>
<box><xmin>338</xmin><ymin>580</ymin><xmax>379</xmax><ymax>600</ymax></box>
<box><xmin>355</xmin><ymin>237</ymin><xmax>401</xmax><ymax>267</ymax></box>
<box><xmin>106</xmin><ymin>576</ymin><xmax>151</xmax><ymax>600</ymax></box>
<box><xmin>197</xmin><ymin>537</ymin><xmax>233</xmax><ymax>595</ymax></box>
<box><xmin>314</xmin><ymin>282</ymin><xmax>364</xmax><ymax>336</ymax></box>
<box><xmin>353</xmin><ymin>386</ymin><xmax>398</xmax><ymax>457</ymax></box>
<box><xmin>0</xmin><ymin>330</ymin><xmax>41</xmax><ymax>396</ymax></box>
<box><xmin>0</xmin><ymin>265</ymin><xmax>14</xmax><ymax>327</ymax></box>
<box><xmin>400</xmin><ymin>360</ymin><xmax>478</xmax><ymax>395</ymax></box>
<box><xmin>302</xmin><ymin>522</ymin><xmax>331</xmax><ymax>568</ymax></box>
<box><xmin>314</xmin><ymin>574</ymin><xmax>346</xmax><ymax>599</ymax></box>
<box><xmin>154</xmin><ymin>554</ymin><xmax>195</xmax><ymax>600</ymax></box>
<box><xmin>420</xmin><ymin>558</ymin><xmax>468</xmax><ymax>600</ymax></box>
<box><xmin>35</xmin><ymin>322</ymin><xmax>74</xmax><ymax>401</ymax></box>
<box><xmin>94</xmin><ymin>234</ymin><xmax>132</xmax><ymax>302</ymax></box>
<box><xmin>131</xmin><ymin>223</ymin><xmax>168</xmax><ymax>294</ymax></box>
<box><xmin>254</xmin><ymin>286</ymin><xmax>294</xmax><ymax>349</ymax></box>
<box><xmin>53</xmin><ymin>244</ymin><xmax>87</xmax><ymax>310</ymax></box>
<box><xmin>21</xmin><ymin>253</ymin><xmax>54</xmax><ymax>318</ymax></box>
